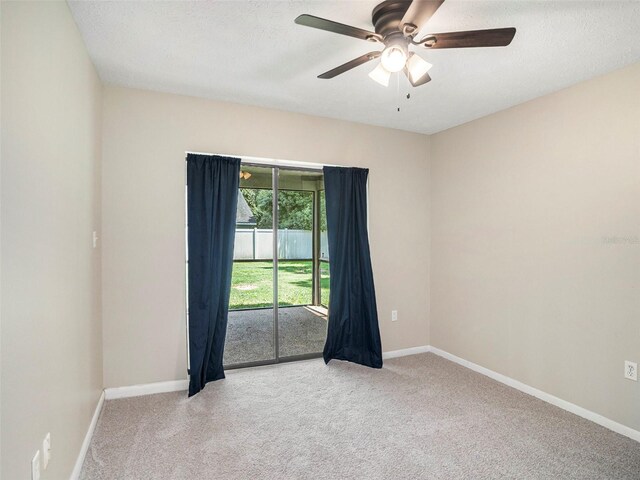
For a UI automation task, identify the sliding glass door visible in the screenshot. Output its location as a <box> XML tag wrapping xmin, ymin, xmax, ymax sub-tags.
<box><xmin>223</xmin><ymin>164</ymin><xmax>328</xmax><ymax>368</ymax></box>
<box><xmin>223</xmin><ymin>165</ymin><xmax>276</xmax><ymax>366</ymax></box>
<box><xmin>277</xmin><ymin>169</ymin><xmax>327</xmax><ymax>359</ymax></box>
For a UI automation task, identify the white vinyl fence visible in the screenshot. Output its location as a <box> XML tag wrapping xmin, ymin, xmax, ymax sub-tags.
<box><xmin>234</xmin><ymin>228</ymin><xmax>329</xmax><ymax>261</ymax></box>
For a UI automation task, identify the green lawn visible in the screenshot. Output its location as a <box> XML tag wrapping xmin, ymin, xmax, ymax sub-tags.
<box><xmin>230</xmin><ymin>260</ymin><xmax>329</xmax><ymax>310</ymax></box>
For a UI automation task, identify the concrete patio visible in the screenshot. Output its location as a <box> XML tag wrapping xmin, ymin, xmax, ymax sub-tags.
<box><xmin>224</xmin><ymin>306</ymin><xmax>328</xmax><ymax>365</ymax></box>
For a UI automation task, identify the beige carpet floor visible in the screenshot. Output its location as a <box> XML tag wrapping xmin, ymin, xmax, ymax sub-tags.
<box><xmin>81</xmin><ymin>353</ymin><xmax>640</xmax><ymax>479</ymax></box>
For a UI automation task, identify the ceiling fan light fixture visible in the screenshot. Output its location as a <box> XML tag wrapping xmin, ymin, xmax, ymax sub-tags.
<box><xmin>368</xmin><ymin>63</ymin><xmax>391</xmax><ymax>87</ymax></box>
<box><xmin>406</xmin><ymin>53</ymin><xmax>432</xmax><ymax>84</ymax></box>
<box><xmin>380</xmin><ymin>45</ymin><xmax>407</xmax><ymax>73</ymax></box>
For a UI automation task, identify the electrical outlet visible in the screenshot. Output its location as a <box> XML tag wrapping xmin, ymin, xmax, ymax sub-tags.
<box><xmin>31</xmin><ymin>450</ymin><xmax>40</xmax><ymax>480</ymax></box>
<box><xmin>624</xmin><ymin>361</ymin><xmax>637</xmax><ymax>381</ymax></box>
<box><xmin>42</xmin><ymin>433</ymin><xmax>51</xmax><ymax>469</ymax></box>
<box><xmin>391</xmin><ymin>310</ymin><xmax>398</xmax><ymax>322</ymax></box>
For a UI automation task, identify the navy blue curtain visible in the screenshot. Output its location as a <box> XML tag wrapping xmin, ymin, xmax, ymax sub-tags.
<box><xmin>187</xmin><ymin>154</ymin><xmax>240</xmax><ymax>396</ymax></box>
<box><xmin>322</xmin><ymin>166</ymin><xmax>383</xmax><ymax>368</ymax></box>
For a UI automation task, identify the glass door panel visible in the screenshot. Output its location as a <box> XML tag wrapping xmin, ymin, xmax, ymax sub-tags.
<box><xmin>277</xmin><ymin>168</ymin><xmax>328</xmax><ymax>359</ymax></box>
<box><xmin>224</xmin><ymin>165</ymin><xmax>276</xmax><ymax>366</ymax></box>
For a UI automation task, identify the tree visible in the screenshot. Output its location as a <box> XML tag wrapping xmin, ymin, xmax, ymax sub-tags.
<box><xmin>241</xmin><ymin>188</ymin><xmax>272</xmax><ymax>228</ymax></box>
<box><xmin>241</xmin><ymin>188</ymin><xmax>315</xmax><ymax>230</ymax></box>
<box><xmin>278</xmin><ymin>191</ymin><xmax>313</xmax><ymax>230</ymax></box>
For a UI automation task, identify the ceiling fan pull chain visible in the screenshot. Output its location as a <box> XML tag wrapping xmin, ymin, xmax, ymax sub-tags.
<box><xmin>396</xmin><ymin>73</ymin><xmax>400</xmax><ymax>112</ymax></box>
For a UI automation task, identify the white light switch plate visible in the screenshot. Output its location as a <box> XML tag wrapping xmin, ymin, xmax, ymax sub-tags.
<box><xmin>624</xmin><ymin>361</ymin><xmax>637</xmax><ymax>381</ymax></box>
<box><xmin>31</xmin><ymin>451</ymin><xmax>40</xmax><ymax>480</ymax></box>
<box><xmin>391</xmin><ymin>310</ymin><xmax>398</xmax><ymax>322</ymax></box>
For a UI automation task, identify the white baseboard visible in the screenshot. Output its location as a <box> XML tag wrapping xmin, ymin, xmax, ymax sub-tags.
<box><xmin>101</xmin><ymin>347</ymin><xmax>431</xmax><ymax>400</ymax></box>
<box><xmin>104</xmin><ymin>379</ymin><xmax>189</xmax><ymax>400</ymax></box>
<box><xmin>105</xmin><ymin>349</ymin><xmax>431</xmax><ymax>400</ymax></box>
<box><xmin>429</xmin><ymin>346</ymin><xmax>640</xmax><ymax>444</ymax></box>
<box><xmin>383</xmin><ymin>345</ymin><xmax>431</xmax><ymax>359</ymax></box>
<box><xmin>69</xmin><ymin>391</ymin><xmax>104</xmax><ymax>480</ymax></box>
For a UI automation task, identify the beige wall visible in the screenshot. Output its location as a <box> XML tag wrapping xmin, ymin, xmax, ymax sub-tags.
<box><xmin>4</xmin><ymin>5</ymin><xmax>636</xmax><ymax>470</ymax></box>
<box><xmin>101</xmin><ymin>86</ymin><xmax>431</xmax><ymax>388</ymax></box>
<box><xmin>1</xmin><ymin>2</ymin><xmax>103</xmax><ymax>479</ymax></box>
<box><xmin>430</xmin><ymin>63</ymin><xmax>640</xmax><ymax>431</ymax></box>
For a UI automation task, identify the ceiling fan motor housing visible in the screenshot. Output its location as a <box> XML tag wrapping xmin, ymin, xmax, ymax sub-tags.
<box><xmin>372</xmin><ymin>0</ymin><xmax>413</xmax><ymax>38</ymax></box>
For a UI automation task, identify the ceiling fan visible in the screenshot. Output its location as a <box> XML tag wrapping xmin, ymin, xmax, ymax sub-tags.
<box><xmin>295</xmin><ymin>0</ymin><xmax>516</xmax><ymax>87</ymax></box>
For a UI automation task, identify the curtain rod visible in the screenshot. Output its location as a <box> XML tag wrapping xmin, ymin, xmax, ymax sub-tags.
<box><xmin>185</xmin><ymin>151</ymin><xmax>337</xmax><ymax>171</ymax></box>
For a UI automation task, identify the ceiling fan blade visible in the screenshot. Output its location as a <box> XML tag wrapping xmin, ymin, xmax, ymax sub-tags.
<box><xmin>400</xmin><ymin>0</ymin><xmax>445</xmax><ymax>33</ymax></box>
<box><xmin>295</xmin><ymin>14</ymin><xmax>382</xmax><ymax>42</ymax></box>
<box><xmin>421</xmin><ymin>27</ymin><xmax>516</xmax><ymax>48</ymax></box>
<box><xmin>404</xmin><ymin>67</ymin><xmax>431</xmax><ymax>87</ymax></box>
<box><xmin>318</xmin><ymin>52</ymin><xmax>381</xmax><ymax>79</ymax></box>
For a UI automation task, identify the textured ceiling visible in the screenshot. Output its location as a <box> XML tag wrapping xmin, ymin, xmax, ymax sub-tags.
<box><xmin>68</xmin><ymin>0</ymin><xmax>640</xmax><ymax>134</ymax></box>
